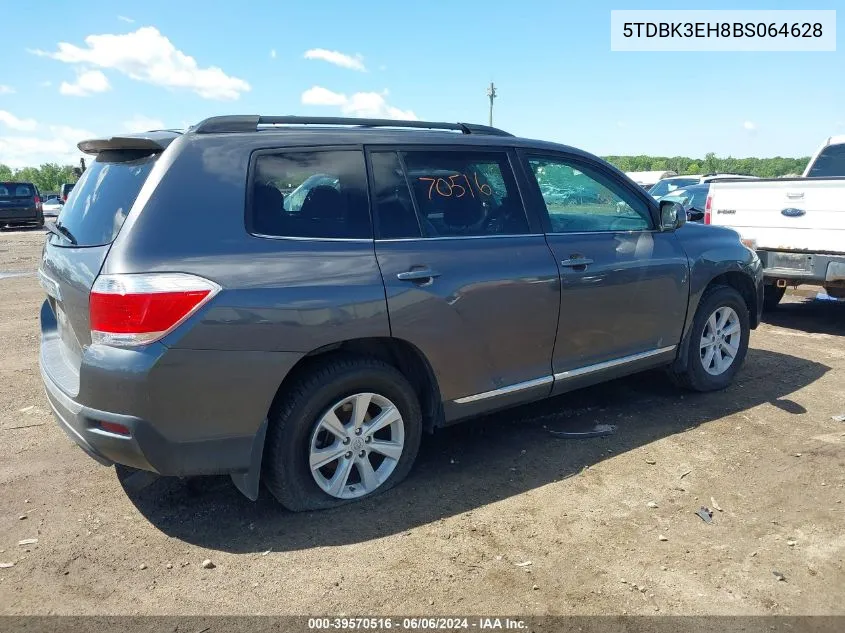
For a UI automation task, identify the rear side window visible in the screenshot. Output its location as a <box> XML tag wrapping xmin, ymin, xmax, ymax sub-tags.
<box><xmin>371</xmin><ymin>150</ymin><xmax>530</xmax><ymax>239</ymax></box>
<box><xmin>57</xmin><ymin>151</ymin><xmax>157</xmax><ymax>247</ymax></box>
<box><xmin>249</xmin><ymin>150</ymin><xmax>371</xmax><ymax>239</ymax></box>
<box><xmin>806</xmin><ymin>144</ymin><xmax>845</xmax><ymax>178</ymax></box>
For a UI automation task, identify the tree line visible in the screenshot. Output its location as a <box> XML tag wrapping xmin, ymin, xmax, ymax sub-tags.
<box><xmin>1</xmin><ymin>153</ymin><xmax>812</xmax><ymax>195</ymax></box>
<box><xmin>602</xmin><ymin>152</ymin><xmax>809</xmax><ymax>178</ymax></box>
<box><xmin>0</xmin><ymin>163</ymin><xmax>81</xmax><ymax>195</ymax></box>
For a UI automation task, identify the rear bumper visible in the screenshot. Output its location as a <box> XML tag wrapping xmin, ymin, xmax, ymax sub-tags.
<box><xmin>759</xmin><ymin>250</ymin><xmax>845</xmax><ymax>284</ymax></box>
<box><xmin>39</xmin><ymin>299</ymin><xmax>303</xmax><ymax>476</ymax></box>
<box><xmin>41</xmin><ymin>357</ymin><xmax>259</xmax><ymax>475</ymax></box>
<box><xmin>0</xmin><ymin>209</ymin><xmax>39</xmax><ymax>222</ymax></box>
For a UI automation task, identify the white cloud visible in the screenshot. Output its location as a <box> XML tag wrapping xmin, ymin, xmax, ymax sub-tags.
<box><xmin>118</xmin><ymin>15</ymin><xmax>135</xmax><ymax>23</ymax></box>
<box><xmin>0</xmin><ymin>124</ymin><xmax>94</xmax><ymax>169</ymax></box>
<box><xmin>304</xmin><ymin>48</ymin><xmax>366</xmax><ymax>72</ymax></box>
<box><xmin>0</xmin><ymin>85</ymin><xmax>15</xmax><ymax>95</ymax></box>
<box><xmin>59</xmin><ymin>70</ymin><xmax>111</xmax><ymax>97</ymax></box>
<box><xmin>302</xmin><ymin>86</ymin><xmax>348</xmax><ymax>106</ymax></box>
<box><xmin>270</xmin><ymin>49</ymin><xmax>277</xmax><ymax>59</ymax></box>
<box><xmin>743</xmin><ymin>121</ymin><xmax>757</xmax><ymax>131</ymax></box>
<box><xmin>301</xmin><ymin>86</ymin><xmax>416</xmax><ymax>120</ymax></box>
<box><xmin>0</xmin><ymin>110</ymin><xmax>38</xmax><ymax>132</ymax></box>
<box><xmin>123</xmin><ymin>115</ymin><xmax>165</xmax><ymax>132</ymax></box>
<box><xmin>32</xmin><ymin>27</ymin><xmax>250</xmax><ymax>100</ymax></box>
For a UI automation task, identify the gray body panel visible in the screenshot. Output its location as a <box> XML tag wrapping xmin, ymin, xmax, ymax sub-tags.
<box><xmin>546</xmin><ymin>231</ymin><xmax>689</xmax><ymax>378</ymax></box>
<box><xmin>375</xmin><ymin>235</ymin><xmax>560</xmax><ymax>419</ymax></box>
<box><xmin>37</xmin><ymin>125</ymin><xmax>762</xmax><ymax>483</ymax></box>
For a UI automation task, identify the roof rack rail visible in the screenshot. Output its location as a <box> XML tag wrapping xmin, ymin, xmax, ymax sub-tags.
<box><xmin>191</xmin><ymin>115</ymin><xmax>513</xmax><ymax>137</ymax></box>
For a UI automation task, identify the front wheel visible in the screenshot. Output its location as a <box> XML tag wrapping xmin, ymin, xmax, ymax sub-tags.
<box><xmin>671</xmin><ymin>285</ymin><xmax>750</xmax><ymax>392</ymax></box>
<box><xmin>262</xmin><ymin>355</ymin><xmax>422</xmax><ymax>511</ymax></box>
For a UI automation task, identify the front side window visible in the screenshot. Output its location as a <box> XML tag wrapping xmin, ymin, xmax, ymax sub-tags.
<box><xmin>399</xmin><ymin>150</ymin><xmax>530</xmax><ymax>238</ymax></box>
<box><xmin>527</xmin><ymin>156</ymin><xmax>652</xmax><ymax>233</ymax></box>
<box><xmin>250</xmin><ymin>150</ymin><xmax>371</xmax><ymax>239</ymax></box>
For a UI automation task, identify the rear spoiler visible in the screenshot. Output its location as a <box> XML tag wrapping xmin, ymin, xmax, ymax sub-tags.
<box><xmin>77</xmin><ymin>131</ymin><xmax>180</xmax><ymax>155</ymax></box>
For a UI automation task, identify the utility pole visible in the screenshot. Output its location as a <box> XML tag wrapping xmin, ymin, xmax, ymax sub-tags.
<box><xmin>487</xmin><ymin>81</ymin><xmax>497</xmax><ymax>126</ymax></box>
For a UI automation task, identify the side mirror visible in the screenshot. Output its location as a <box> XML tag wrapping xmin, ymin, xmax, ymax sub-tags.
<box><xmin>659</xmin><ymin>200</ymin><xmax>686</xmax><ymax>231</ymax></box>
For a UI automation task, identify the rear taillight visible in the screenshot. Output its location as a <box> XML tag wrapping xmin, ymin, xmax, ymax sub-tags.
<box><xmin>90</xmin><ymin>273</ymin><xmax>220</xmax><ymax>347</ymax></box>
<box><xmin>34</xmin><ymin>195</ymin><xmax>41</xmax><ymax>205</ymax></box>
<box><xmin>704</xmin><ymin>194</ymin><xmax>712</xmax><ymax>224</ymax></box>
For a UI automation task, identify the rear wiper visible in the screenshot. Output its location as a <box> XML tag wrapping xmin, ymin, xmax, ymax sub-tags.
<box><xmin>45</xmin><ymin>221</ymin><xmax>78</xmax><ymax>245</ymax></box>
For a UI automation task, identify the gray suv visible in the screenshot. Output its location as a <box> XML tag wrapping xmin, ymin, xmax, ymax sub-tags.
<box><xmin>38</xmin><ymin>116</ymin><xmax>763</xmax><ymax>511</ymax></box>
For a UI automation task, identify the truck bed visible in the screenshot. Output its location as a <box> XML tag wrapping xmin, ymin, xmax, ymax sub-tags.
<box><xmin>707</xmin><ymin>177</ymin><xmax>845</xmax><ymax>254</ymax></box>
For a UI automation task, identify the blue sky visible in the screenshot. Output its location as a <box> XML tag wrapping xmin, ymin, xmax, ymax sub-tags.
<box><xmin>0</xmin><ymin>0</ymin><xmax>841</xmax><ymax>167</ymax></box>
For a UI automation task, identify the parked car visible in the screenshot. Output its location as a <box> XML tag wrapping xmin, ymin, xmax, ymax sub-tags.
<box><xmin>625</xmin><ymin>170</ymin><xmax>677</xmax><ymax>191</ymax></box>
<box><xmin>42</xmin><ymin>195</ymin><xmax>63</xmax><ymax>217</ymax></box>
<box><xmin>706</xmin><ymin>135</ymin><xmax>845</xmax><ymax>309</ymax></box>
<box><xmin>649</xmin><ymin>174</ymin><xmax>757</xmax><ymax>200</ymax></box>
<box><xmin>659</xmin><ymin>183</ymin><xmax>711</xmax><ymax>222</ymax></box>
<box><xmin>648</xmin><ymin>176</ymin><xmax>702</xmax><ymax>199</ymax></box>
<box><xmin>0</xmin><ymin>181</ymin><xmax>44</xmax><ymax>228</ymax></box>
<box><xmin>38</xmin><ymin>115</ymin><xmax>762</xmax><ymax>510</ymax></box>
<box><xmin>59</xmin><ymin>183</ymin><xmax>75</xmax><ymax>203</ymax></box>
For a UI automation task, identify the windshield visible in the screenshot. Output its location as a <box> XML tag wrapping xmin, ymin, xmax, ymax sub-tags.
<box><xmin>648</xmin><ymin>177</ymin><xmax>699</xmax><ymax>198</ymax></box>
<box><xmin>806</xmin><ymin>144</ymin><xmax>845</xmax><ymax>178</ymax></box>
<box><xmin>55</xmin><ymin>151</ymin><xmax>158</xmax><ymax>247</ymax></box>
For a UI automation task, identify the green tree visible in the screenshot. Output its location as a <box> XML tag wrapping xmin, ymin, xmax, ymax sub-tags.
<box><xmin>0</xmin><ymin>163</ymin><xmax>79</xmax><ymax>193</ymax></box>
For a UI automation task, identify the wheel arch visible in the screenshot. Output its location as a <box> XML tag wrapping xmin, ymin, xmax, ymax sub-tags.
<box><xmin>673</xmin><ymin>271</ymin><xmax>758</xmax><ymax>372</ymax></box>
<box><xmin>270</xmin><ymin>336</ymin><xmax>444</xmax><ymax>434</ymax></box>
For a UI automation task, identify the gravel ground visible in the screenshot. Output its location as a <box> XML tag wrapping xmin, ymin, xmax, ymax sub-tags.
<box><xmin>0</xmin><ymin>227</ymin><xmax>843</xmax><ymax>615</ymax></box>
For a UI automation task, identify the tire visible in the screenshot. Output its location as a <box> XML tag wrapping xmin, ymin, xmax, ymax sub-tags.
<box><xmin>262</xmin><ymin>355</ymin><xmax>422</xmax><ymax>511</ymax></box>
<box><xmin>763</xmin><ymin>285</ymin><xmax>785</xmax><ymax>311</ymax></box>
<box><xmin>672</xmin><ymin>285</ymin><xmax>750</xmax><ymax>392</ymax></box>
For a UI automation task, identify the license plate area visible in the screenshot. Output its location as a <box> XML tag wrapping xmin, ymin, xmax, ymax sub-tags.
<box><xmin>768</xmin><ymin>252</ymin><xmax>812</xmax><ymax>272</ymax></box>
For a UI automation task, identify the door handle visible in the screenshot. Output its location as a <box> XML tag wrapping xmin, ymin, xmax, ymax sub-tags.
<box><xmin>397</xmin><ymin>268</ymin><xmax>441</xmax><ymax>282</ymax></box>
<box><xmin>785</xmin><ymin>191</ymin><xmax>804</xmax><ymax>199</ymax></box>
<box><xmin>560</xmin><ymin>258</ymin><xmax>594</xmax><ymax>268</ymax></box>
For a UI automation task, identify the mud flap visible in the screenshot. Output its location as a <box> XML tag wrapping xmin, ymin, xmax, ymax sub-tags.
<box><xmin>230</xmin><ymin>418</ymin><xmax>268</xmax><ymax>501</ymax></box>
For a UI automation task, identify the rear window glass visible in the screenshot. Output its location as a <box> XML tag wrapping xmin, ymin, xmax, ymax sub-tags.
<box><xmin>0</xmin><ymin>183</ymin><xmax>34</xmax><ymax>197</ymax></box>
<box><xmin>56</xmin><ymin>152</ymin><xmax>157</xmax><ymax>247</ymax></box>
<box><xmin>806</xmin><ymin>144</ymin><xmax>845</xmax><ymax>178</ymax></box>
<box><xmin>249</xmin><ymin>150</ymin><xmax>371</xmax><ymax>239</ymax></box>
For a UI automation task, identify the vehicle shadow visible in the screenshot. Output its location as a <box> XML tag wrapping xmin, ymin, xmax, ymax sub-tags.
<box><xmin>764</xmin><ymin>295</ymin><xmax>845</xmax><ymax>336</ymax></box>
<box><xmin>118</xmin><ymin>348</ymin><xmax>829</xmax><ymax>553</ymax></box>
<box><xmin>0</xmin><ymin>224</ymin><xmax>48</xmax><ymax>233</ymax></box>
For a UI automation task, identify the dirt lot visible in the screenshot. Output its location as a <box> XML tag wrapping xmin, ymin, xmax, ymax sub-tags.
<box><xmin>0</xmin><ymin>227</ymin><xmax>843</xmax><ymax>616</ymax></box>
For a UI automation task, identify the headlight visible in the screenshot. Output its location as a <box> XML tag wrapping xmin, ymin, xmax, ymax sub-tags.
<box><xmin>741</xmin><ymin>238</ymin><xmax>757</xmax><ymax>250</ymax></box>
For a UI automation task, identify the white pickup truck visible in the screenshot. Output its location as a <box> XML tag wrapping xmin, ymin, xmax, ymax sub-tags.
<box><xmin>706</xmin><ymin>135</ymin><xmax>845</xmax><ymax>309</ymax></box>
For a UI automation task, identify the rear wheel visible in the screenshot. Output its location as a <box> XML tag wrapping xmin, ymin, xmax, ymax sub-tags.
<box><xmin>263</xmin><ymin>355</ymin><xmax>422</xmax><ymax>511</ymax></box>
<box><xmin>672</xmin><ymin>285</ymin><xmax>750</xmax><ymax>391</ymax></box>
<box><xmin>763</xmin><ymin>285</ymin><xmax>786</xmax><ymax>311</ymax></box>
